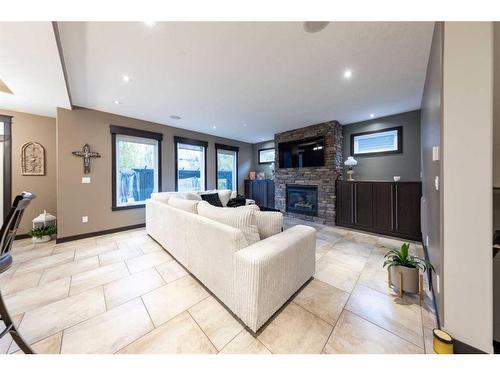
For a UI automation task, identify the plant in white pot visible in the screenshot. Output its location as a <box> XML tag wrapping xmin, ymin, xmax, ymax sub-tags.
<box><xmin>29</xmin><ymin>225</ymin><xmax>57</xmax><ymax>243</ymax></box>
<box><xmin>383</xmin><ymin>243</ymin><xmax>434</xmax><ymax>295</ymax></box>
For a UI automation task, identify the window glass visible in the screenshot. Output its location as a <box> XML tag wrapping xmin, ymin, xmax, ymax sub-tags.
<box><xmin>116</xmin><ymin>134</ymin><xmax>159</xmax><ymax>207</ymax></box>
<box><xmin>217</xmin><ymin>149</ymin><xmax>237</xmax><ymax>191</ymax></box>
<box><xmin>353</xmin><ymin>129</ymin><xmax>399</xmax><ymax>155</ymax></box>
<box><xmin>177</xmin><ymin>143</ymin><xmax>205</xmax><ymax>192</ymax></box>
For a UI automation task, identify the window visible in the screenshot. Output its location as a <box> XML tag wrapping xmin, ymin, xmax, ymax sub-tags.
<box><xmin>174</xmin><ymin>137</ymin><xmax>208</xmax><ymax>192</ymax></box>
<box><xmin>111</xmin><ymin>126</ymin><xmax>162</xmax><ymax>210</ymax></box>
<box><xmin>259</xmin><ymin>148</ymin><xmax>275</xmax><ymax>164</ymax></box>
<box><xmin>216</xmin><ymin>144</ymin><xmax>238</xmax><ymax>192</ymax></box>
<box><xmin>351</xmin><ymin>126</ymin><xmax>402</xmax><ymax>156</ymax></box>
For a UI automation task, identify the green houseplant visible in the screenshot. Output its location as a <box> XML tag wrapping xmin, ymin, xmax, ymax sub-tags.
<box><xmin>29</xmin><ymin>225</ymin><xmax>57</xmax><ymax>243</ymax></box>
<box><xmin>383</xmin><ymin>243</ymin><xmax>434</xmax><ymax>293</ymax></box>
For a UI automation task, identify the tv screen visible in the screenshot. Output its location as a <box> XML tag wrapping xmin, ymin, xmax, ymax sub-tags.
<box><xmin>278</xmin><ymin>136</ymin><xmax>325</xmax><ymax>168</ymax></box>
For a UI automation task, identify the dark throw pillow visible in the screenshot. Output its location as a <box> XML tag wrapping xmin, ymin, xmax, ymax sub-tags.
<box><xmin>226</xmin><ymin>194</ymin><xmax>246</xmax><ymax>208</ymax></box>
<box><xmin>200</xmin><ymin>192</ymin><xmax>223</xmax><ymax>207</ymax></box>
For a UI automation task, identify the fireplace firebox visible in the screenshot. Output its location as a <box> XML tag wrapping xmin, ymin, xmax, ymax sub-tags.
<box><xmin>286</xmin><ymin>185</ymin><xmax>318</xmax><ymax>217</ymax></box>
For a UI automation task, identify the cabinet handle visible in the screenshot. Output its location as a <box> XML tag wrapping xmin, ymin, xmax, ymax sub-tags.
<box><xmin>391</xmin><ymin>185</ymin><xmax>394</xmax><ymax>231</ymax></box>
<box><xmin>394</xmin><ymin>184</ymin><xmax>399</xmax><ymax>231</ymax></box>
<box><xmin>353</xmin><ymin>184</ymin><xmax>357</xmax><ymax>223</ymax></box>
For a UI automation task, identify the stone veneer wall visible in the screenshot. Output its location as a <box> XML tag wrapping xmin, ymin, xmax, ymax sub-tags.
<box><xmin>274</xmin><ymin>121</ymin><xmax>343</xmax><ymax>224</ymax></box>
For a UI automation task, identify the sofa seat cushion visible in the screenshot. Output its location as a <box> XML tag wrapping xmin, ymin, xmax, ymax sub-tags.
<box><xmin>168</xmin><ymin>196</ymin><xmax>199</xmax><ymax>214</ymax></box>
<box><xmin>200</xmin><ymin>192</ymin><xmax>223</xmax><ymax>207</ymax></box>
<box><xmin>197</xmin><ymin>201</ymin><xmax>260</xmax><ymax>245</ymax></box>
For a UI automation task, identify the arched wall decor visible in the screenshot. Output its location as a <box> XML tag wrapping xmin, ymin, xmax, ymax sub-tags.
<box><xmin>21</xmin><ymin>141</ymin><xmax>46</xmax><ymax>176</ymax></box>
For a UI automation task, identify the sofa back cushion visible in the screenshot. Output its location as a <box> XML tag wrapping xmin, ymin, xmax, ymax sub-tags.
<box><xmin>197</xmin><ymin>201</ymin><xmax>260</xmax><ymax>245</ymax></box>
<box><xmin>168</xmin><ymin>196</ymin><xmax>199</xmax><ymax>214</ymax></box>
<box><xmin>254</xmin><ymin>211</ymin><xmax>283</xmax><ymax>239</ymax></box>
<box><xmin>199</xmin><ymin>189</ymin><xmax>233</xmax><ymax>207</ymax></box>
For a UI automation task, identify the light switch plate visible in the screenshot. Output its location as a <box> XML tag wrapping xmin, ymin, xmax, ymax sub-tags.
<box><xmin>82</xmin><ymin>216</ymin><xmax>88</xmax><ymax>223</ymax></box>
<box><xmin>82</xmin><ymin>177</ymin><xmax>91</xmax><ymax>184</ymax></box>
<box><xmin>436</xmin><ymin>275</ymin><xmax>440</xmax><ymax>294</ymax></box>
<box><xmin>432</xmin><ymin>146</ymin><xmax>439</xmax><ymax>161</ymax></box>
<box><xmin>434</xmin><ymin>176</ymin><xmax>439</xmax><ymax>191</ymax></box>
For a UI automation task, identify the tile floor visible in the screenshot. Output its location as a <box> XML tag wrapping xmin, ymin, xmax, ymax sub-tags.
<box><xmin>0</xmin><ymin>218</ymin><xmax>438</xmax><ymax>354</ymax></box>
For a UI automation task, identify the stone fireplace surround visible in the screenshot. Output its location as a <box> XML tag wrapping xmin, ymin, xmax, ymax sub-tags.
<box><xmin>274</xmin><ymin>121</ymin><xmax>343</xmax><ymax>225</ymax></box>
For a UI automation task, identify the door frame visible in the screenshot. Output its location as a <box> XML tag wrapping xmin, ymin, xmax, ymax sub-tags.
<box><xmin>0</xmin><ymin>115</ymin><xmax>12</xmax><ymax>221</ymax></box>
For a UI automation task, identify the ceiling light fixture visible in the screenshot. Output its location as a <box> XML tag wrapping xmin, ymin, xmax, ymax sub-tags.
<box><xmin>212</xmin><ymin>125</ymin><xmax>217</xmax><ymax>129</ymax></box>
<box><xmin>144</xmin><ymin>21</ymin><xmax>156</xmax><ymax>27</ymax></box>
<box><xmin>343</xmin><ymin>69</ymin><xmax>353</xmax><ymax>79</ymax></box>
<box><xmin>113</xmin><ymin>100</ymin><xmax>120</xmax><ymax>105</ymax></box>
<box><xmin>170</xmin><ymin>115</ymin><xmax>181</xmax><ymax>120</ymax></box>
<box><xmin>243</xmin><ymin>124</ymin><xmax>247</xmax><ymax>127</ymax></box>
<box><xmin>122</xmin><ymin>75</ymin><xmax>130</xmax><ymax>83</ymax></box>
<box><xmin>370</xmin><ymin>114</ymin><xmax>375</xmax><ymax>118</ymax></box>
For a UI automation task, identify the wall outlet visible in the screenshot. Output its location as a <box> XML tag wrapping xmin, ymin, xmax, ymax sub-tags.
<box><xmin>82</xmin><ymin>216</ymin><xmax>88</xmax><ymax>223</ymax></box>
<box><xmin>82</xmin><ymin>177</ymin><xmax>91</xmax><ymax>184</ymax></box>
<box><xmin>436</xmin><ymin>274</ymin><xmax>440</xmax><ymax>294</ymax></box>
<box><xmin>432</xmin><ymin>146</ymin><xmax>440</xmax><ymax>161</ymax></box>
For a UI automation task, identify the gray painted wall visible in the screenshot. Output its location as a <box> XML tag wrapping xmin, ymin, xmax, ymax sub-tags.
<box><xmin>342</xmin><ymin>110</ymin><xmax>421</xmax><ymax>181</ymax></box>
<box><xmin>420</xmin><ymin>23</ymin><xmax>443</xmax><ymax>324</ymax></box>
<box><xmin>252</xmin><ymin>140</ymin><xmax>275</xmax><ymax>179</ymax></box>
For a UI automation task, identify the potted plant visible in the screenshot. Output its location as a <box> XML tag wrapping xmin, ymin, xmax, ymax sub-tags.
<box><xmin>383</xmin><ymin>243</ymin><xmax>434</xmax><ymax>294</ymax></box>
<box><xmin>29</xmin><ymin>225</ymin><xmax>57</xmax><ymax>243</ymax></box>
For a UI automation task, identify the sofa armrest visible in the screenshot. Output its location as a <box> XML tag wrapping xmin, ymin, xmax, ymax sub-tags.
<box><xmin>233</xmin><ymin>224</ymin><xmax>316</xmax><ymax>332</ymax></box>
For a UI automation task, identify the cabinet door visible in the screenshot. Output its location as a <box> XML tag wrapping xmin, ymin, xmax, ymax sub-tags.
<box><xmin>266</xmin><ymin>181</ymin><xmax>275</xmax><ymax>208</ymax></box>
<box><xmin>373</xmin><ymin>182</ymin><xmax>394</xmax><ymax>233</ymax></box>
<box><xmin>354</xmin><ymin>182</ymin><xmax>373</xmax><ymax>229</ymax></box>
<box><xmin>394</xmin><ymin>183</ymin><xmax>422</xmax><ymax>239</ymax></box>
<box><xmin>336</xmin><ymin>182</ymin><xmax>353</xmax><ymax>225</ymax></box>
<box><xmin>252</xmin><ymin>180</ymin><xmax>266</xmax><ymax>207</ymax></box>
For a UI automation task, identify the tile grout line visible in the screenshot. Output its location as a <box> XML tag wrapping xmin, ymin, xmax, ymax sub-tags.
<box><xmin>186</xmin><ymin>310</ymin><xmax>219</xmax><ymax>353</ymax></box>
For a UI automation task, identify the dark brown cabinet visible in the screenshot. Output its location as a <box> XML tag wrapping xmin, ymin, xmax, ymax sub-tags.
<box><xmin>244</xmin><ymin>179</ymin><xmax>275</xmax><ymax>209</ymax></box>
<box><xmin>335</xmin><ymin>180</ymin><xmax>421</xmax><ymax>241</ymax></box>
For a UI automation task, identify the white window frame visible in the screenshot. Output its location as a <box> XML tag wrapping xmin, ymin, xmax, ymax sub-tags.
<box><xmin>351</xmin><ymin>127</ymin><xmax>402</xmax><ymax>156</ymax></box>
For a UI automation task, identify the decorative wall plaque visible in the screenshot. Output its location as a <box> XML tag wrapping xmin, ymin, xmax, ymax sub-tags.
<box><xmin>72</xmin><ymin>144</ymin><xmax>101</xmax><ymax>174</ymax></box>
<box><xmin>21</xmin><ymin>141</ymin><xmax>46</xmax><ymax>176</ymax></box>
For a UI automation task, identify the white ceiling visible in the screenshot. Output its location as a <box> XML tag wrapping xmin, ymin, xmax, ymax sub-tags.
<box><xmin>0</xmin><ymin>22</ymin><xmax>71</xmax><ymax>117</ymax></box>
<box><xmin>3</xmin><ymin>22</ymin><xmax>434</xmax><ymax>142</ymax></box>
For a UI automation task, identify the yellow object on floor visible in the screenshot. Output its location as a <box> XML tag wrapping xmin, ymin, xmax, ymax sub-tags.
<box><xmin>433</xmin><ymin>329</ymin><xmax>454</xmax><ymax>354</ymax></box>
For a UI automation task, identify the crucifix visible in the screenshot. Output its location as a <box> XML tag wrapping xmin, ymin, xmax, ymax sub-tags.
<box><xmin>72</xmin><ymin>144</ymin><xmax>101</xmax><ymax>174</ymax></box>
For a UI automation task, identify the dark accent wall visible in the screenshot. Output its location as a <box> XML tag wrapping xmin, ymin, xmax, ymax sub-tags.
<box><xmin>342</xmin><ymin>110</ymin><xmax>421</xmax><ymax>181</ymax></box>
<box><xmin>420</xmin><ymin>23</ymin><xmax>443</xmax><ymax>322</ymax></box>
<box><xmin>252</xmin><ymin>140</ymin><xmax>275</xmax><ymax>178</ymax></box>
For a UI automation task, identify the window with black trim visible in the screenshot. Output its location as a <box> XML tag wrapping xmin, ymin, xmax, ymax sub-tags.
<box><xmin>351</xmin><ymin>126</ymin><xmax>402</xmax><ymax>157</ymax></box>
<box><xmin>111</xmin><ymin>125</ymin><xmax>163</xmax><ymax>210</ymax></box>
<box><xmin>174</xmin><ymin>137</ymin><xmax>208</xmax><ymax>192</ymax></box>
<box><xmin>215</xmin><ymin>144</ymin><xmax>238</xmax><ymax>192</ymax></box>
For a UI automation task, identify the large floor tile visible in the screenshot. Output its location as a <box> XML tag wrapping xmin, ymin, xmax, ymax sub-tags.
<box><xmin>323</xmin><ymin>310</ymin><xmax>423</xmax><ymax>354</ymax></box>
<box><xmin>11</xmin><ymin>246</ymin><xmax>54</xmax><ymax>264</ymax></box>
<box><xmin>333</xmin><ymin>238</ymin><xmax>373</xmax><ymax>258</ymax></box>
<box><xmin>69</xmin><ymin>262</ymin><xmax>129</xmax><ymax>296</ymax></box>
<box><xmin>39</xmin><ymin>256</ymin><xmax>99</xmax><ymax>285</ymax></box>
<box><xmin>142</xmin><ymin>275</ymin><xmax>209</xmax><ymax>326</ymax></box>
<box><xmin>74</xmin><ymin>243</ymin><xmax>117</xmax><ymax>261</ymax></box>
<box><xmin>104</xmin><ymin>268</ymin><xmax>164</xmax><ymax>309</ymax></box>
<box><xmin>61</xmin><ymin>298</ymin><xmax>153</xmax><ymax>354</ymax></box>
<box><xmin>258</xmin><ymin>303</ymin><xmax>333</xmax><ymax>354</ymax></box>
<box><xmin>4</xmin><ymin>277</ymin><xmax>70</xmax><ymax>316</ymax></box>
<box><xmin>316</xmin><ymin>227</ymin><xmax>344</xmax><ymax>244</ymax></box>
<box><xmin>13</xmin><ymin>332</ymin><xmax>63</xmax><ymax>354</ymax></box>
<box><xmin>52</xmin><ymin>238</ymin><xmax>97</xmax><ymax>254</ymax></box>
<box><xmin>156</xmin><ymin>260</ymin><xmax>188</xmax><ymax>283</ymax></box>
<box><xmin>345</xmin><ymin>284</ymin><xmax>424</xmax><ymax>348</ymax></box>
<box><xmin>188</xmin><ymin>296</ymin><xmax>243</xmax><ymax>350</ymax></box>
<box><xmin>321</xmin><ymin>249</ymin><xmax>368</xmax><ymax>272</ymax></box>
<box><xmin>0</xmin><ymin>271</ymin><xmax>42</xmax><ymax>296</ymax></box>
<box><xmin>314</xmin><ymin>257</ymin><xmax>360</xmax><ymax>293</ymax></box>
<box><xmin>219</xmin><ymin>330</ymin><xmax>271</xmax><ymax>354</ymax></box>
<box><xmin>98</xmin><ymin>246</ymin><xmax>143</xmax><ymax>266</ymax></box>
<box><xmin>118</xmin><ymin>311</ymin><xmax>217</xmax><ymax>354</ymax></box>
<box><xmin>139</xmin><ymin>241</ymin><xmax>165</xmax><ymax>254</ymax></box>
<box><xmin>15</xmin><ymin>251</ymin><xmax>75</xmax><ymax>275</ymax></box>
<box><xmin>357</xmin><ymin>264</ymin><xmax>395</xmax><ymax>296</ymax></box>
<box><xmin>16</xmin><ymin>287</ymin><xmax>106</xmax><ymax>344</ymax></box>
<box><xmin>293</xmin><ymin>279</ymin><xmax>349</xmax><ymax>325</ymax></box>
<box><xmin>125</xmin><ymin>251</ymin><xmax>172</xmax><ymax>274</ymax></box>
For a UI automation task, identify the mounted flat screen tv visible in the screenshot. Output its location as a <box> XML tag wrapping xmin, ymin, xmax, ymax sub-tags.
<box><xmin>278</xmin><ymin>136</ymin><xmax>325</xmax><ymax>168</ymax></box>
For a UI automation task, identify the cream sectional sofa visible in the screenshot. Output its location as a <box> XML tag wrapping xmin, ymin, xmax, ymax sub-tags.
<box><xmin>145</xmin><ymin>191</ymin><xmax>316</xmax><ymax>332</ymax></box>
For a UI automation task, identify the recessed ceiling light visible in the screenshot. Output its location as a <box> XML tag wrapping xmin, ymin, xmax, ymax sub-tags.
<box><xmin>113</xmin><ymin>100</ymin><xmax>120</xmax><ymax>105</ymax></box>
<box><xmin>243</xmin><ymin>124</ymin><xmax>247</xmax><ymax>127</ymax></box>
<box><xmin>212</xmin><ymin>125</ymin><xmax>217</xmax><ymax>129</ymax></box>
<box><xmin>370</xmin><ymin>114</ymin><xmax>375</xmax><ymax>118</ymax></box>
<box><xmin>343</xmin><ymin>69</ymin><xmax>352</xmax><ymax>79</ymax></box>
<box><xmin>303</xmin><ymin>22</ymin><xmax>329</xmax><ymax>34</ymax></box>
<box><xmin>122</xmin><ymin>75</ymin><xmax>130</xmax><ymax>83</ymax></box>
<box><xmin>170</xmin><ymin>115</ymin><xmax>181</xmax><ymax>120</ymax></box>
<box><xmin>144</xmin><ymin>21</ymin><xmax>156</xmax><ymax>27</ymax></box>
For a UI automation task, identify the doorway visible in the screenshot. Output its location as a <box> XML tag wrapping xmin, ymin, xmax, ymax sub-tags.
<box><xmin>0</xmin><ymin>115</ymin><xmax>12</xmax><ymax>226</ymax></box>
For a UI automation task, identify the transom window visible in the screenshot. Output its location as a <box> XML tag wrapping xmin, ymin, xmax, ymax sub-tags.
<box><xmin>174</xmin><ymin>137</ymin><xmax>207</xmax><ymax>192</ymax></box>
<box><xmin>351</xmin><ymin>126</ymin><xmax>402</xmax><ymax>156</ymax></box>
<box><xmin>111</xmin><ymin>126</ymin><xmax>163</xmax><ymax>210</ymax></box>
<box><xmin>216</xmin><ymin>144</ymin><xmax>239</xmax><ymax>192</ymax></box>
